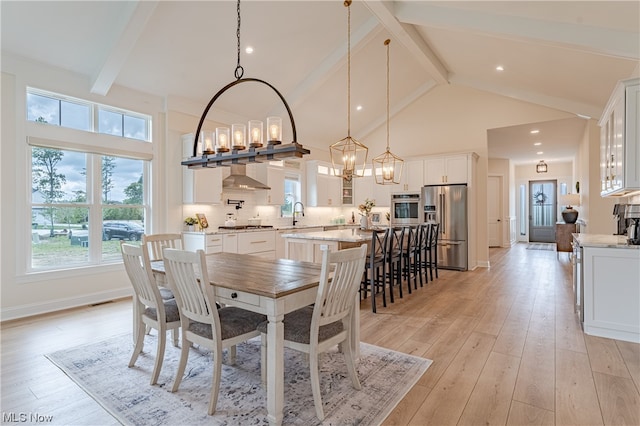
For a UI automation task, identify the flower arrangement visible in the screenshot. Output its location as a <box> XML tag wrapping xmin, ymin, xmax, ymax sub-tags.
<box><xmin>184</xmin><ymin>216</ymin><xmax>198</xmax><ymax>226</ymax></box>
<box><xmin>358</xmin><ymin>198</ymin><xmax>375</xmax><ymax>217</ymax></box>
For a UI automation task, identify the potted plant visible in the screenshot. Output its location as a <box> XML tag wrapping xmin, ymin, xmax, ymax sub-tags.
<box><xmin>358</xmin><ymin>199</ymin><xmax>375</xmax><ymax>229</ymax></box>
<box><xmin>184</xmin><ymin>216</ymin><xmax>198</xmax><ymax>231</ymax></box>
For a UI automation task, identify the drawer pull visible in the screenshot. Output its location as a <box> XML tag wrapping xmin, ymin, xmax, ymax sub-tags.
<box><xmin>251</xmin><ymin>240</ymin><xmax>267</xmax><ymax>244</ymax></box>
<box><xmin>231</xmin><ymin>292</ymin><xmax>238</xmax><ymax>299</ymax></box>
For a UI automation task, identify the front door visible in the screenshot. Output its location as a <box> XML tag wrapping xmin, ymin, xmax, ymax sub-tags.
<box><xmin>529</xmin><ymin>180</ymin><xmax>556</xmax><ymax>243</ymax></box>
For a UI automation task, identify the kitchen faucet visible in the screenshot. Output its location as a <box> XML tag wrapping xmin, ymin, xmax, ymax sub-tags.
<box><xmin>292</xmin><ymin>202</ymin><xmax>305</xmax><ymax>226</ymax></box>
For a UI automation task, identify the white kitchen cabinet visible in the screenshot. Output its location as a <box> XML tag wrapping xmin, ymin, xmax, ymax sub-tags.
<box><xmin>247</xmin><ymin>163</ymin><xmax>285</xmax><ymax>205</ymax></box>
<box><xmin>182</xmin><ymin>134</ymin><xmax>223</xmax><ymax>204</ymax></box>
<box><xmin>582</xmin><ymin>246</ymin><xmax>640</xmax><ymax>343</ymax></box>
<box><xmin>306</xmin><ymin>161</ymin><xmax>342</xmax><ymax>206</ymax></box>
<box><xmin>399</xmin><ymin>160</ymin><xmax>425</xmax><ymax>192</ymax></box>
<box><xmin>424</xmin><ymin>153</ymin><xmax>477</xmax><ymax>186</ymax></box>
<box><xmin>598</xmin><ymin>78</ymin><xmax>640</xmax><ymax>196</ymax></box>
<box><xmin>275</xmin><ymin>227</ymin><xmax>324</xmax><ymax>259</ymax></box>
<box><xmin>237</xmin><ymin>231</ymin><xmax>276</xmax><ymax>259</ymax></box>
<box><xmin>183</xmin><ymin>233</ymin><xmax>223</xmax><ymax>254</ymax></box>
<box><xmin>223</xmin><ymin>233</ymin><xmax>238</xmax><ymax>253</ymax></box>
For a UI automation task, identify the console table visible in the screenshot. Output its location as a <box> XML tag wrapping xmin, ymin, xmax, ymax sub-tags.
<box><xmin>556</xmin><ymin>222</ymin><xmax>577</xmax><ymax>258</ymax></box>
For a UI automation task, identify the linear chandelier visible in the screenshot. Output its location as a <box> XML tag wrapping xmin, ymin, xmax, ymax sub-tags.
<box><xmin>181</xmin><ymin>0</ymin><xmax>310</xmax><ymax>170</ymax></box>
<box><xmin>329</xmin><ymin>0</ymin><xmax>368</xmax><ymax>181</ymax></box>
<box><xmin>373</xmin><ymin>39</ymin><xmax>403</xmax><ymax>185</ymax></box>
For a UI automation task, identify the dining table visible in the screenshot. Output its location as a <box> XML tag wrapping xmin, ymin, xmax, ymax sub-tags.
<box><xmin>151</xmin><ymin>251</ymin><xmax>360</xmax><ymax>426</ymax></box>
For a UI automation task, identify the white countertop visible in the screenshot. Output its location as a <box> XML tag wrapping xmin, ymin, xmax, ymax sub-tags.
<box><xmin>573</xmin><ymin>233</ymin><xmax>640</xmax><ymax>249</ymax></box>
<box><xmin>183</xmin><ymin>223</ymin><xmax>359</xmax><ymax>235</ymax></box>
<box><xmin>281</xmin><ymin>228</ymin><xmax>375</xmax><ymax>243</ymax></box>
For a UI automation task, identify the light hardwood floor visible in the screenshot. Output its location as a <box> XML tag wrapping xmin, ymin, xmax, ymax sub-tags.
<box><xmin>2</xmin><ymin>243</ymin><xmax>639</xmax><ymax>425</ymax></box>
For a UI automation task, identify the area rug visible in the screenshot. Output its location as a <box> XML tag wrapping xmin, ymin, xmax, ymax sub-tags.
<box><xmin>527</xmin><ymin>243</ymin><xmax>556</xmax><ymax>251</ymax></box>
<box><xmin>46</xmin><ymin>333</ymin><xmax>432</xmax><ymax>425</ymax></box>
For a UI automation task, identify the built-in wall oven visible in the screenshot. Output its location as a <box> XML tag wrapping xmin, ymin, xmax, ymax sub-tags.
<box><xmin>390</xmin><ymin>192</ymin><xmax>422</xmax><ymax>226</ymax></box>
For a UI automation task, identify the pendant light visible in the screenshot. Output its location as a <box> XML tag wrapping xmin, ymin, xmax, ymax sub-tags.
<box><xmin>536</xmin><ymin>160</ymin><xmax>548</xmax><ymax>173</ymax></box>
<box><xmin>373</xmin><ymin>39</ymin><xmax>403</xmax><ymax>185</ymax></box>
<box><xmin>182</xmin><ymin>0</ymin><xmax>310</xmax><ymax>170</ymax></box>
<box><xmin>330</xmin><ymin>0</ymin><xmax>368</xmax><ymax>181</ymax></box>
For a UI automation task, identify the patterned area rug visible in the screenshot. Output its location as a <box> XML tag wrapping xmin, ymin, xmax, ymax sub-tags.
<box><xmin>527</xmin><ymin>243</ymin><xmax>556</xmax><ymax>251</ymax></box>
<box><xmin>46</xmin><ymin>334</ymin><xmax>432</xmax><ymax>425</ymax></box>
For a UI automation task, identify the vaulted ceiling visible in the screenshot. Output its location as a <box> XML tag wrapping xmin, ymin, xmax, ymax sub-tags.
<box><xmin>2</xmin><ymin>1</ymin><xmax>638</xmax><ymax>165</ymax></box>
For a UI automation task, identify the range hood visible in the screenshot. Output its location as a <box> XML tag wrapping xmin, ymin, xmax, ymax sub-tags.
<box><xmin>223</xmin><ymin>164</ymin><xmax>270</xmax><ymax>191</ymax></box>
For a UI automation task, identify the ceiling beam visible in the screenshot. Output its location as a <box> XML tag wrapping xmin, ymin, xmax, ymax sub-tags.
<box><xmin>363</xmin><ymin>0</ymin><xmax>449</xmax><ymax>84</ymax></box>
<box><xmin>395</xmin><ymin>2</ymin><xmax>639</xmax><ymax>60</ymax></box>
<box><xmin>90</xmin><ymin>1</ymin><xmax>159</xmax><ymax>96</ymax></box>
<box><xmin>450</xmin><ymin>74</ymin><xmax>602</xmax><ymax>119</ymax></box>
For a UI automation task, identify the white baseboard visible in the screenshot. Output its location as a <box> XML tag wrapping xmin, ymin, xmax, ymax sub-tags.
<box><xmin>475</xmin><ymin>260</ymin><xmax>491</xmax><ymax>269</ymax></box>
<box><xmin>0</xmin><ymin>288</ymin><xmax>132</xmax><ymax>322</ymax></box>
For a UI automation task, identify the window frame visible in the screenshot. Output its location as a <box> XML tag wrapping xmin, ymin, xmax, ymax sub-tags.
<box><xmin>24</xmin><ymin>88</ymin><xmax>153</xmax><ymax>274</ymax></box>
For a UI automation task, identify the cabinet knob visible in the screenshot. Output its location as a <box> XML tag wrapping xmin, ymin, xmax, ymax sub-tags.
<box><xmin>231</xmin><ymin>292</ymin><xmax>238</xmax><ymax>299</ymax></box>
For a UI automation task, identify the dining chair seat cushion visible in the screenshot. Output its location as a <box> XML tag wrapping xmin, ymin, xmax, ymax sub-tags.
<box><xmin>257</xmin><ymin>306</ymin><xmax>344</xmax><ymax>344</ymax></box>
<box><xmin>143</xmin><ymin>299</ymin><xmax>181</xmax><ymax>323</ymax></box>
<box><xmin>188</xmin><ymin>307</ymin><xmax>266</xmax><ymax>340</ymax></box>
<box><xmin>159</xmin><ymin>287</ymin><xmax>175</xmax><ymax>300</ymax></box>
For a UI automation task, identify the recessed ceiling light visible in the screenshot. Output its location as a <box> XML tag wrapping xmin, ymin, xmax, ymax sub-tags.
<box><xmin>530</xmin><ymin>129</ymin><xmax>540</xmax><ymax>134</ymax></box>
<box><xmin>537</xmin><ymin>151</ymin><xmax>544</xmax><ymax>155</ymax></box>
<box><xmin>495</xmin><ymin>65</ymin><xmax>504</xmax><ymax>72</ymax></box>
<box><xmin>534</xmin><ymin>142</ymin><xmax>542</xmax><ymax>146</ymax></box>
<box><xmin>245</xmin><ymin>46</ymin><xmax>254</xmax><ymax>54</ymax></box>
<box><xmin>356</xmin><ymin>105</ymin><xmax>363</xmax><ymax>111</ymax></box>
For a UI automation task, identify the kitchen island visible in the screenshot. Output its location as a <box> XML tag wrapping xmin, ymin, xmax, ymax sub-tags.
<box><xmin>573</xmin><ymin>234</ymin><xmax>640</xmax><ymax>343</ymax></box>
<box><xmin>282</xmin><ymin>228</ymin><xmax>374</xmax><ymax>263</ymax></box>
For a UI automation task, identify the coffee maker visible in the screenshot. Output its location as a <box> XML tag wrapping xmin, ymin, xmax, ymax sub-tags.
<box><xmin>626</xmin><ymin>205</ymin><xmax>640</xmax><ymax>245</ymax></box>
<box><xmin>613</xmin><ymin>204</ymin><xmax>628</xmax><ymax>235</ymax></box>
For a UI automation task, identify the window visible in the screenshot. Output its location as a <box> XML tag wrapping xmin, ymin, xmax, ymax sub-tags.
<box><xmin>27</xmin><ymin>91</ymin><xmax>91</xmax><ymax>131</ymax></box>
<box><xmin>30</xmin><ymin>148</ymin><xmax>147</xmax><ymax>270</ymax></box>
<box><xmin>519</xmin><ymin>184</ymin><xmax>526</xmax><ymax>236</ymax></box>
<box><xmin>26</xmin><ymin>88</ymin><xmax>151</xmax><ymax>272</ymax></box>
<box><xmin>27</xmin><ymin>88</ymin><xmax>151</xmax><ymax>142</ymax></box>
<box><xmin>281</xmin><ymin>174</ymin><xmax>301</xmax><ymax>217</ymax></box>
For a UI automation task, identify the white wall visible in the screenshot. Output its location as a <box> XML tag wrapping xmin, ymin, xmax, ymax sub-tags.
<box><xmin>1</xmin><ymin>57</ymin><xmax>165</xmax><ymax>321</ymax></box>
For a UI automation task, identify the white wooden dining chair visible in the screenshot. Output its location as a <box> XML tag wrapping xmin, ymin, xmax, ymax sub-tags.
<box><xmin>140</xmin><ymin>234</ymin><xmax>180</xmax><ymax>333</ymax></box>
<box><xmin>162</xmin><ymin>248</ymin><xmax>266</xmax><ymax>416</ymax></box>
<box><xmin>258</xmin><ymin>244</ymin><xmax>367</xmax><ymax>421</ymax></box>
<box><xmin>142</xmin><ymin>233</ymin><xmax>183</xmax><ymax>262</ymax></box>
<box><xmin>120</xmin><ymin>243</ymin><xmax>180</xmax><ymax>385</ymax></box>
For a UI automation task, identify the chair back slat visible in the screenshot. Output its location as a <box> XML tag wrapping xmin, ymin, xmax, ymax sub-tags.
<box><xmin>143</xmin><ymin>233</ymin><xmax>182</xmax><ymax>262</ymax></box>
<box><xmin>163</xmin><ymin>248</ymin><xmax>220</xmax><ymax>331</ymax></box>
<box><xmin>314</xmin><ymin>245</ymin><xmax>367</xmax><ymax>327</ymax></box>
<box><xmin>121</xmin><ymin>243</ymin><xmax>163</xmax><ymax>312</ymax></box>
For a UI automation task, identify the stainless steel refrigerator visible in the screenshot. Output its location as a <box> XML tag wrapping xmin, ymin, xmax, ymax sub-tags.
<box><xmin>422</xmin><ymin>184</ymin><xmax>468</xmax><ymax>271</ymax></box>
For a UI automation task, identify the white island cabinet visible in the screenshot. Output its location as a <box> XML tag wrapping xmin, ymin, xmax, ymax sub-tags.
<box><xmin>575</xmin><ymin>234</ymin><xmax>640</xmax><ymax>343</ymax></box>
<box><xmin>183</xmin><ymin>232</ymin><xmax>223</xmax><ymax>254</ymax></box>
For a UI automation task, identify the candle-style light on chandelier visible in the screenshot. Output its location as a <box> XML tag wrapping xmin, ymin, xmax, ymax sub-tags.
<box><xmin>373</xmin><ymin>39</ymin><xmax>403</xmax><ymax>185</ymax></box>
<box><xmin>330</xmin><ymin>0</ymin><xmax>368</xmax><ymax>181</ymax></box>
<box><xmin>181</xmin><ymin>0</ymin><xmax>310</xmax><ymax>170</ymax></box>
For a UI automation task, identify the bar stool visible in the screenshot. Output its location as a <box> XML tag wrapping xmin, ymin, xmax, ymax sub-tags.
<box><xmin>425</xmin><ymin>223</ymin><xmax>439</xmax><ymax>280</ymax></box>
<box><xmin>386</xmin><ymin>227</ymin><xmax>405</xmax><ymax>301</ymax></box>
<box><xmin>401</xmin><ymin>226</ymin><xmax>418</xmax><ymax>292</ymax></box>
<box><xmin>360</xmin><ymin>229</ymin><xmax>391</xmax><ymax>313</ymax></box>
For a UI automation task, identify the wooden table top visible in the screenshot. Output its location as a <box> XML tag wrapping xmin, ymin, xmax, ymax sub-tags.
<box><xmin>152</xmin><ymin>252</ymin><xmax>325</xmax><ymax>298</ymax></box>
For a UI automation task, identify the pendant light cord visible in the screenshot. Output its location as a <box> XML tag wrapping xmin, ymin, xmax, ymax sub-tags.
<box><xmin>346</xmin><ymin>0</ymin><xmax>351</xmax><ymax>137</ymax></box>
<box><xmin>235</xmin><ymin>0</ymin><xmax>244</xmax><ymax>79</ymax></box>
<box><xmin>386</xmin><ymin>39</ymin><xmax>390</xmax><ymax>152</ymax></box>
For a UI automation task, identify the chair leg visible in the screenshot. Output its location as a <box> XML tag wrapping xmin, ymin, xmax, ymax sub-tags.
<box><xmin>171</xmin><ymin>334</ymin><xmax>191</xmax><ymax>392</ymax></box>
<box><xmin>150</xmin><ymin>325</ymin><xmax>167</xmax><ymax>385</ymax></box>
<box><xmin>227</xmin><ymin>345</ymin><xmax>237</xmax><ymax>365</ymax></box>
<box><xmin>343</xmin><ymin>333</ymin><xmax>361</xmax><ymax>391</ymax></box>
<box><xmin>309</xmin><ymin>348</ymin><xmax>325</xmax><ymax>421</ymax></box>
<box><xmin>207</xmin><ymin>347</ymin><xmax>223</xmax><ymax>415</ymax></box>
<box><xmin>171</xmin><ymin>328</ymin><xmax>179</xmax><ymax>347</ymax></box>
<box><xmin>128</xmin><ymin>319</ymin><xmax>146</xmax><ymax>368</ymax></box>
<box><xmin>369</xmin><ymin>269</ymin><xmax>377</xmax><ymax>313</ymax></box>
